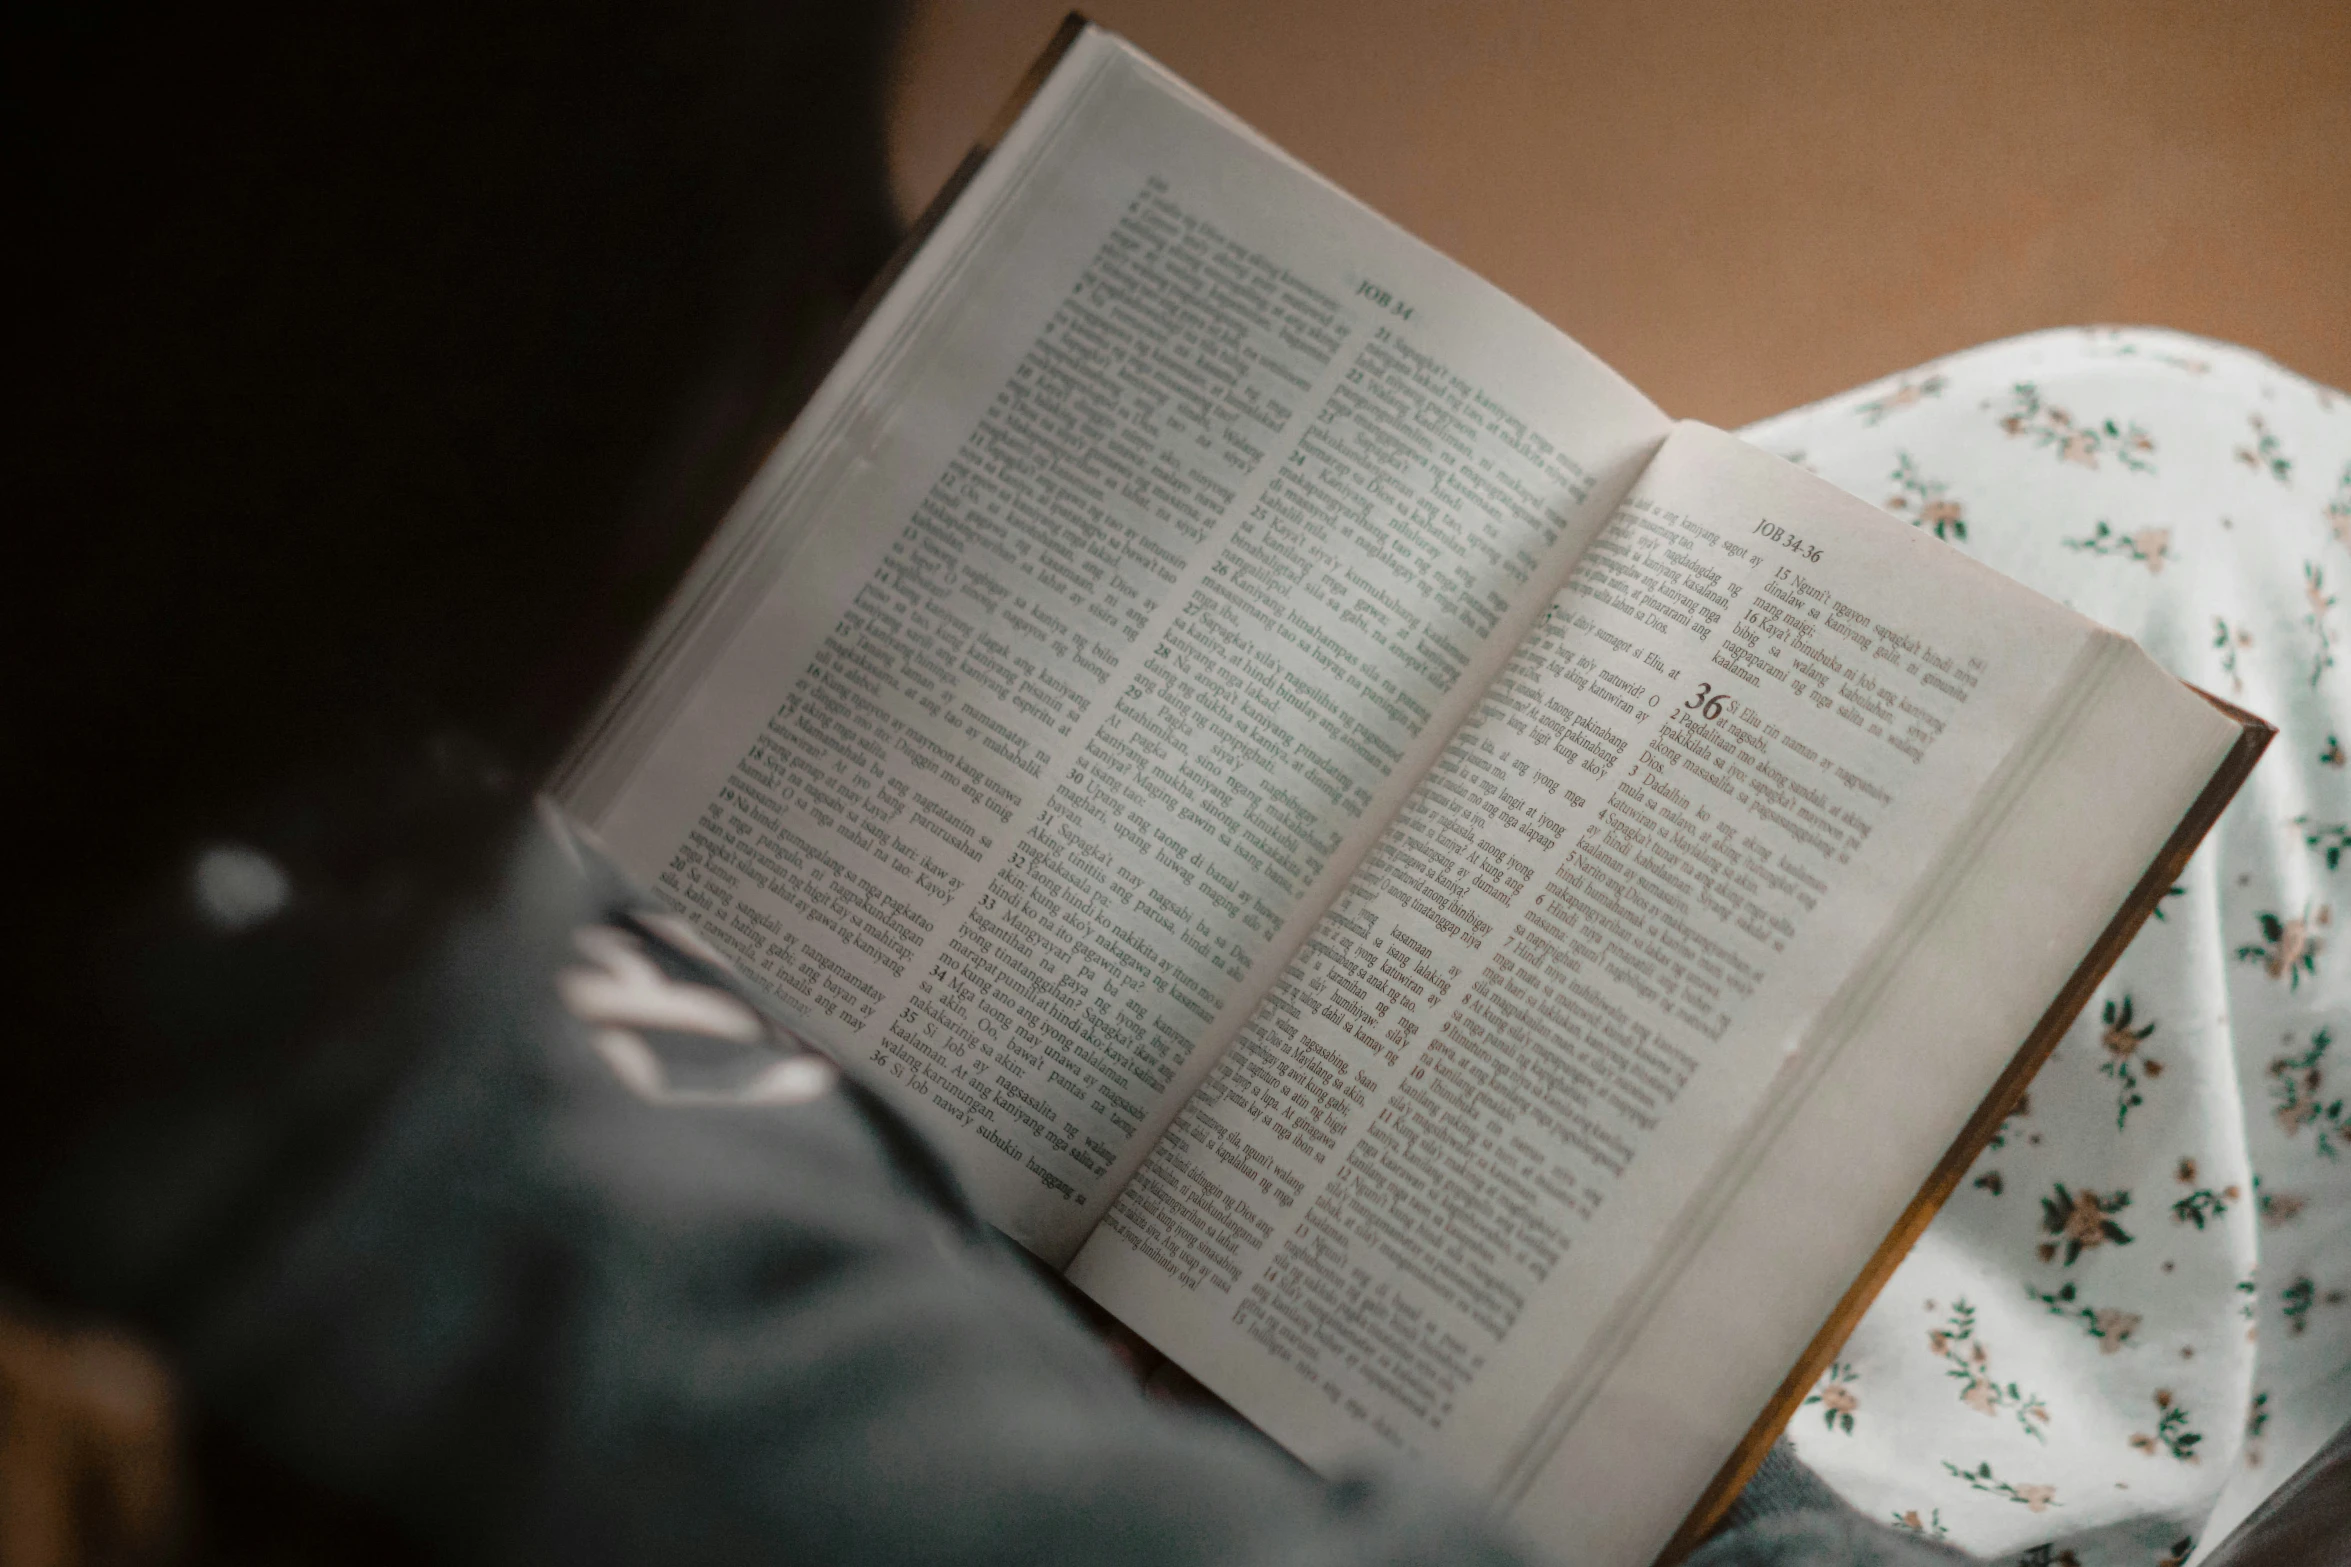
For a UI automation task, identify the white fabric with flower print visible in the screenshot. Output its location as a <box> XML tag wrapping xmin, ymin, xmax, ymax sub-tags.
<box><xmin>1739</xmin><ymin>328</ymin><xmax>2349</xmax><ymax>1567</ymax></box>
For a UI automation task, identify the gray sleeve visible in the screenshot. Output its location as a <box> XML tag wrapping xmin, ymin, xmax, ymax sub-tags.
<box><xmin>1691</xmin><ymin>1442</ymin><xmax>1977</xmax><ymax>1567</ymax></box>
<box><xmin>37</xmin><ymin>812</ymin><xmax>1956</xmax><ymax>1567</ymax></box>
<box><xmin>29</xmin><ymin>818</ymin><xmax>1553</xmax><ymax>1567</ymax></box>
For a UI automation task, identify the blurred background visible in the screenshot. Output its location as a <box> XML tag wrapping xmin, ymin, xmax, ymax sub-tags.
<box><xmin>889</xmin><ymin>0</ymin><xmax>2351</xmax><ymax>427</ymax></box>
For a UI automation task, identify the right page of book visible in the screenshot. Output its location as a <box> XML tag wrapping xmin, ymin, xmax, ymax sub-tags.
<box><xmin>1068</xmin><ymin>422</ymin><xmax>2243</xmax><ymax>1563</ymax></box>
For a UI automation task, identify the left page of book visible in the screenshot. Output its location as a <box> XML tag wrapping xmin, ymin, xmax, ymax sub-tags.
<box><xmin>558</xmin><ymin>28</ymin><xmax>1674</xmax><ymax>1260</ymax></box>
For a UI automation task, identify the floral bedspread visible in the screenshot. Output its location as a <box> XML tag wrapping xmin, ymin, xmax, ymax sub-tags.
<box><xmin>1739</xmin><ymin>327</ymin><xmax>2349</xmax><ymax>1567</ymax></box>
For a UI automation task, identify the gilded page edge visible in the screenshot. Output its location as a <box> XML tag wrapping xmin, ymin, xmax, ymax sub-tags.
<box><xmin>550</xmin><ymin>14</ymin><xmax>1093</xmax><ymax>802</ymax></box>
<box><xmin>862</xmin><ymin>12</ymin><xmax>1093</xmax><ymax>339</ymax></box>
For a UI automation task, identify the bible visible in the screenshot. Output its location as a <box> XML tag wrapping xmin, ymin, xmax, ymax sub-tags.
<box><xmin>555</xmin><ymin>19</ymin><xmax>2270</xmax><ymax>1566</ymax></box>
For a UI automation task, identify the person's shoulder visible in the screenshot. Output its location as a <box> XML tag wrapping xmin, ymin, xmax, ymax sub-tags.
<box><xmin>524</xmin><ymin>801</ymin><xmax>840</xmax><ymax>1115</ymax></box>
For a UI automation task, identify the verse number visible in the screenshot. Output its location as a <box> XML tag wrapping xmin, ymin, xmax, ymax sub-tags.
<box><xmin>1682</xmin><ymin>682</ymin><xmax>1732</xmax><ymax>721</ymax></box>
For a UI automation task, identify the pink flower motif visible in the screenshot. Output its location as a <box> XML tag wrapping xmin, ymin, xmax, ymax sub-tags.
<box><xmin>2016</xmin><ymin>1483</ymin><xmax>2058</xmax><ymax>1512</ymax></box>
<box><xmin>2267</xmin><ymin>918</ymin><xmax>2313</xmax><ymax>980</ymax></box>
<box><xmin>2062</xmin><ymin>1189</ymin><xmax>2118</xmax><ymax>1249</ymax></box>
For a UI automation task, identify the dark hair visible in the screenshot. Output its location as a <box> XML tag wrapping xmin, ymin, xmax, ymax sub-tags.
<box><xmin>10</xmin><ymin>1</ymin><xmax>900</xmax><ymax>1195</ymax></box>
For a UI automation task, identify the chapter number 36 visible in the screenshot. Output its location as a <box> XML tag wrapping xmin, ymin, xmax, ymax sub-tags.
<box><xmin>1682</xmin><ymin>682</ymin><xmax>1732</xmax><ymax>721</ymax></box>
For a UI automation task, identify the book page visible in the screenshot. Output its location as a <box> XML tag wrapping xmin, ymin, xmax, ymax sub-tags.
<box><xmin>1504</xmin><ymin>639</ymin><xmax>2240</xmax><ymax>1567</ymax></box>
<box><xmin>1067</xmin><ymin>423</ymin><xmax>2123</xmax><ymax>1477</ymax></box>
<box><xmin>568</xmin><ymin>32</ymin><xmax>1670</xmax><ymax>1260</ymax></box>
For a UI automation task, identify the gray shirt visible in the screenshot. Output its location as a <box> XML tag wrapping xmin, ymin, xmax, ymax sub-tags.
<box><xmin>20</xmin><ymin>808</ymin><xmax>1944</xmax><ymax>1567</ymax></box>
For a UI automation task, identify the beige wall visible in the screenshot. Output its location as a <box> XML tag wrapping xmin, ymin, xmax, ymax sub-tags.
<box><xmin>890</xmin><ymin>1</ymin><xmax>2351</xmax><ymax>427</ymax></box>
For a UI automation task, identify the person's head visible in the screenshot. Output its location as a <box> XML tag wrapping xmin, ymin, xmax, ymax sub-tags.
<box><xmin>11</xmin><ymin>1</ymin><xmax>899</xmax><ymax>1195</ymax></box>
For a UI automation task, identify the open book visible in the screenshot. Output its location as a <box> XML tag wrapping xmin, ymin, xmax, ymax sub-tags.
<box><xmin>557</xmin><ymin>19</ymin><xmax>2269</xmax><ymax>1566</ymax></box>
